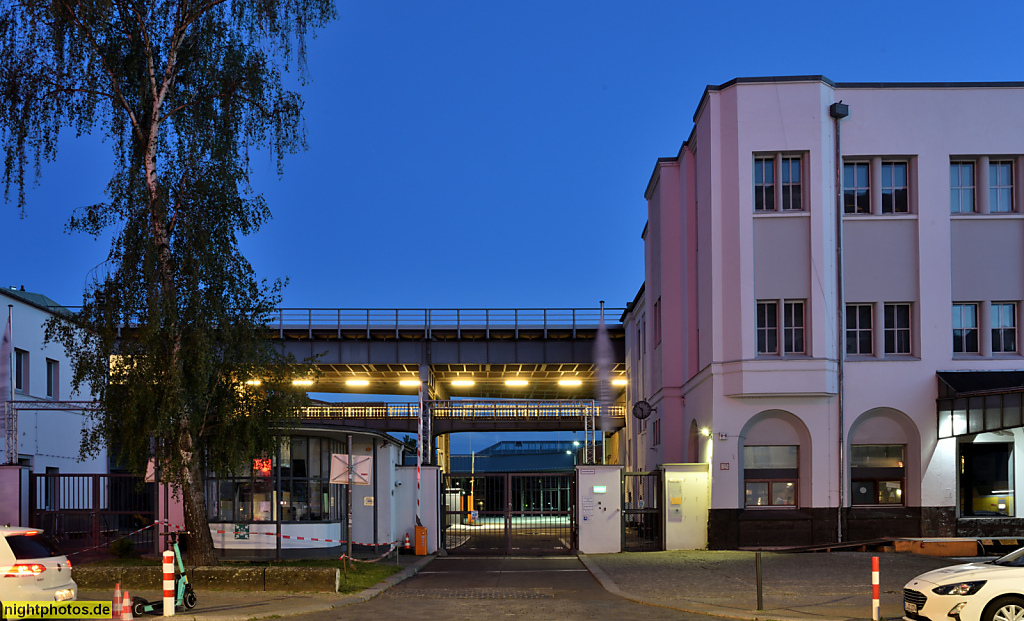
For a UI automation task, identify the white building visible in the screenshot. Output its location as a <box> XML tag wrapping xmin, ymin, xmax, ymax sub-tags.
<box><xmin>1</xmin><ymin>286</ymin><xmax>105</xmax><ymax>526</ymax></box>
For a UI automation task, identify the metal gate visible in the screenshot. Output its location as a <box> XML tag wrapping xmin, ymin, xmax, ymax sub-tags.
<box><xmin>622</xmin><ymin>471</ymin><xmax>662</xmax><ymax>551</ymax></box>
<box><xmin>29</xmin><ymin>473</ymin><xmax>157</xmax><ymax>556</ymax></box>
<box><xmin>442</xmin><ymin>472</ymin><xmax>575</xmax><ymax>555</ymax></box>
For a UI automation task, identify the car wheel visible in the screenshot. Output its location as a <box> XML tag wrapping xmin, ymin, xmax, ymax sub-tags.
<box><xmin>984</xmin><ymin>596</ymin><xmax>1024</xmax><ymax>621</ymax></box>
<box><xmin>183</xmin><ymin>589</ymin><xmax>197</xmax><ymax>610</ymax></box>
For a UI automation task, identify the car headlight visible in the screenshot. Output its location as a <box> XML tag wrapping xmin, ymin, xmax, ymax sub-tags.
<box><xmin>932</xmin><ymin>581</ymin><xmax>986</xmax><ymax>596</ymax></box>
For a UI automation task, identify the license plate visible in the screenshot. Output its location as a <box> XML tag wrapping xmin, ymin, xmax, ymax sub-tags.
<box><xmin>54</xmin><ymin>588</ymin><xmax>74</xmax><ymax>602</ymax></box>
<box><xmin>905</xmin><ymin>602</ymin><xmax>918</xmax><ymax>614</ymax></box>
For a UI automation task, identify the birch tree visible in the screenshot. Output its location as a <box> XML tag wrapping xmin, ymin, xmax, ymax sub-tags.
<box><xmin>0</xmin><ymin>0</ymin><xmax>334</xmax><ymax>564</ymax></box>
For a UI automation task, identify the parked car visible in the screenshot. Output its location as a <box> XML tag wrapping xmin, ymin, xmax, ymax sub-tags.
<box><xmin>904</xmin><ymin>546</ymin><xmax>1024</xmax><ymax>621</ymax></box>
<box><xmin>0</xmin><ymin>527</ymin><xmax>76</xmax><ymax>605</ymax></box>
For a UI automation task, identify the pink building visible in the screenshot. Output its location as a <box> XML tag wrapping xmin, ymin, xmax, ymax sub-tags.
<box><xmin>624</xmin><ymin>76</ymin><xmax>1024</xmax><ymax>548</ymax></box>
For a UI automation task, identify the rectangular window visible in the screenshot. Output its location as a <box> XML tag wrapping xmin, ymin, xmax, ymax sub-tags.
<box><xmin>992</xmin><ymin>302</ymin><xmax>1017</xmax><ymax>353</ymax></box>
<box><xmin>881</xmin><ymin>162</ymin><xmax>908</xmax><ymax>213</ymax></box>
<box><xmin>754</xmin><ymin>157</ymin><xmax>775</xmax><ymax>212</ymax></box>
<box><xmin>744</xmin><ymin>445</ymin><xmax>798</xmax><ymax>507</ymax></box>
<box><xmin>14</xmin><ymin>349</ymin><xmax>26</xmax><ymax>392</ymax></box>
<box><xmin>844</xmin><ymin>162</ymin><xmax>870</xmax><ymax>214</ymax></box>
<box><xmin>783</xmin><ymin>301</ymin><xmax>805</xmax><ymax>354</ymax></box>
<box><xmin>959</xmin><ymin>442</ymin><xmax>1014</xmax><ymax>517</ymax></box>
<box><xmin>846</xmin><ymin>304</ymin><xmax>873</xmax><ymax>355</ymax></box>
<box><xmin>884</xmin><ymin>303</ymin><xmax>912</xmax><ymax>355</ymax></box>
<box><xmin>953</xmin><ymin>303</ymin><xmax>980</xmax><ymax>354</ymax></box>
<box><xmin>951</xmin><ymin>161</ymin><xmax>975</xmax><ymax>213</ymax></box>
<box><xmin>851</xmin><ymin>444</ymin><xmax>905</xmax><ymax>505</ymax></box>
<box><xmin>780</xmin><ymin>157</ymin><xmax>802</xmax><ymax>211</ymax></box>
<box><xmin>652</xmin><ymin>419</ymin><xmax>661</xmax><ymax>446</ymax></box>
<box><xmin>653</xmin><ymin>298</ymin><xmax>662</xmax><ymax>345</ymax></box>
<box><xmin>756</xmin><ymin>301</ymin><xmax>778</xmax><ymax>354</ymax></box>
<box><xmin>45</xmin><ymin>359</ymin><xmax>58</xmax><ymax>399</ymax></box>
<box><xmin>990</xmin><ymin>161</ymin><xmax>1014</xmax><ymax>213</ymax></box>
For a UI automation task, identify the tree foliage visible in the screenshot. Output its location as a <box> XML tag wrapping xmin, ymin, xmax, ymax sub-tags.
<box><xmin>0</xmin><ymin>0</ymin><xmax>334</xmax><ymax>565</ymax></box>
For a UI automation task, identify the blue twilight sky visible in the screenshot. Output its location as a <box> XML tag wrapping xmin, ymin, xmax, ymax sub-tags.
<box><xmin>4</xmin><ymin>1</ymin><xmax>1024</xmax><ymax>452</ymax></box>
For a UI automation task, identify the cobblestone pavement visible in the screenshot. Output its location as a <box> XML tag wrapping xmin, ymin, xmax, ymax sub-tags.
<box><xmin>289</xmin><ymin>556</ymin><xmax>706</xmax><ymax>621</ymax></box>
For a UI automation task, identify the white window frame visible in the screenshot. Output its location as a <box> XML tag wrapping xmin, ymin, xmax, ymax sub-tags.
<box><xmin>953</xmin><ymin>303</ymin><xmax>980</xmax><ymax>354</ymax></box>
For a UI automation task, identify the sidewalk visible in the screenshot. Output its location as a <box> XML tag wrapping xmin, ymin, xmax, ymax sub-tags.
<box><xmin>78</xmin><ymin>555</ymin><xmax>434</xmax><ymax>621</ymax></box>
<box><xmin>79</xmin><ymin>550</ymin><xmax>970</xmax><ymax>621</ymax></box>
<box><xmin>580</xmin><ymin>550</ymin><xmax>964</xmax><ymax>621</ymax></box>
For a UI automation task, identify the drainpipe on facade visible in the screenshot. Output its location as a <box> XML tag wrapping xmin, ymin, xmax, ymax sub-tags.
<box><xmin>830</xmin><ymin>101</ymin><xmax>849</xmax><ymax>543</ymax></box>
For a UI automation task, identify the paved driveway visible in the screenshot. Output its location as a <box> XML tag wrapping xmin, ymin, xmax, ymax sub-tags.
<box><xmin>291</xmin><ymin>556</ymin><xmax>703</xmax><ymax>621</ymax></box>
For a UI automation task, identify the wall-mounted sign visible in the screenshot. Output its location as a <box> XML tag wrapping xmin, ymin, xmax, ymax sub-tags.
<box><xmin>234</xmin><ymin>524</ymin><xmax>249</xmax><ymax>540</ymax></box>
<box><xmin>363</xmin><ymin>497</ymin><xmax>374</xmax><ymax>506</ymax></box>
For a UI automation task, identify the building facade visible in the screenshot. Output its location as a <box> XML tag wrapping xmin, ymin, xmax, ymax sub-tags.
<box><xmin>623</xmin><ymin>76</ymin><xmax>1024</xmax><ymax>548</ymax></box>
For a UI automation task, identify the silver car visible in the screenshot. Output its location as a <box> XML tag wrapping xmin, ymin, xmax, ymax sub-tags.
<box><xmin>904</xmin><ymin>547</ymin><xmax>1024</xmax><ymax>621</ymax></box>
<box><xmin>0</xmin><ymin>527</ymin><xmax>77</xmax><ymax>605</ymax></box>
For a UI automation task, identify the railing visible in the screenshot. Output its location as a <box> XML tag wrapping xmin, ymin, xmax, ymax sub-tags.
<box><xmin>274</xmin><ymin>307</ymin><xmax>626</xmax><ymax>339</ymax></box>
<box><xmin>301</xmin><ymin>400</ymin><xmax>626</xmax><ymax>421</ymax></box>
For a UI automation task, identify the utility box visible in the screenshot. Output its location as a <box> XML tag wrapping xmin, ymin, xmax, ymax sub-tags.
<box><xmin>414</xmin><ymin>525</ymin><xmax>427</xmax><ymax>556</ymax></box>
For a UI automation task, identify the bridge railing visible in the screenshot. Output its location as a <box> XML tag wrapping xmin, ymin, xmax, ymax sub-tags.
<box><xmin>274</xmin><ymin>307</ymin><xmax>625</xmax><ymax>339</ymax></box>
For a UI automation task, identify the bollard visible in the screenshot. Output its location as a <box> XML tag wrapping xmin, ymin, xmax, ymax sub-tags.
<box><xmin>755</xmin><ymin>551</ymin><xmax>763</xmax><ymax>611</ymax></box>
<box><xmin>872</xmin><ymin>556</ymin><xmax>880</xmax><ymax>621</ymax></box>
<box><xmin>163</xmin><ymin>549</ymin><xmax>175</xmax><ymax>617</ymax></box>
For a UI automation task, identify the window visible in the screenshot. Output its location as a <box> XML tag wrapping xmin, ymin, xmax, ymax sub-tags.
<box><xmin>780</xmin><ymin>157</ymin><xmax>802</xmax><ymax>210</ymax></box>
<box><xmin>851</xmin><ymin>445</ymin><xmax>905</xmax><ymax>505</ymax></box>
<box><xmin>756</xmin><ymin>301</ymin><xmax>778</xmax><ymax>354</ymax></box>
<box><xmin>45</xmin><ymin>359</ymin><xmax>58</xmax><ymax>399</ymax></box>
<box><xmin>846</xmin><ymin>304</ymin><xmax>873</xmax><ymax>355</ymax></box>
<box><xmin>992</xmin><ymin>303</ymin><xmax>1017</xmax><ymax>353</ymax></box>
<box><xmin>959</xmin><ymin>442</ymin><xmax>1014</xmax><ymax>517</ymax></box>
<box><xmin>881</xmin><ymin>162</ymin><xmax>908</xmax><ymax>213</ymax></box>
<box><xmin>783</xmin><ymin>301</ymin><xmax>805</xmax><ymax>354</ymax></box>
<box><xmin>652</xmin><ymin>418</ymin><xmax>661</xmax><ymax>446</ymax></box>
<box><xmin>653</xmin><ymin>297</ymin><xmax>662</xmax><ymax>345</ymax></box>
<box><xmin>207</xmin><ymin>435</ymin><xmax>344</xmax><ymax>523</ymax></box>
<box><xmin>754</xmin><ymin>157</ymin><xmax>775</xmax><ymax>211</ymax></box>
<box><xmin>744</xmin><ymin>445</ymin><xmax>798</xmax><ymax>507</ymax></box>
<box><xmin>953</xmin><ymin>303</ymin><xmax>979</xmax><ymax>354</ymax></box>
<box><xmin>844</xmin><ymin>162</ymin><xmax>870</xmax><ymax>214</ymax></box>
<box><xmin>951</xmin><ymin>162</ymin><xmax>975</xmax><ymax>213</ymax></box>
<box><xmin>758</xmin><ymin>300</ymin><xmax>806</xmax><ymax>355</ymax></box>
<box><xmin>990</xmin><ymin>161</ymin><xmax>1014</xmax><ymax>213</ymax></box>
<box><xmin>884</xmin><ymin>303</ymin><xmax>912</xmax><ymax>355</ymax></box>
<box><xmin>14</xmin><ymin>349</ymin><xmax>27</xmax><ymax>392</ymax></box>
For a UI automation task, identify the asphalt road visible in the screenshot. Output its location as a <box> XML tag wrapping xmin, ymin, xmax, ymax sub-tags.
<box><xmin>286</xmin><ymin>556</ymin><xmax>705</xmax><ymax>621</ymax></box>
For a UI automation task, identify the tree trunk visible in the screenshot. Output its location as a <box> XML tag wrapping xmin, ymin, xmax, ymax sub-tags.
<box><xmin>181</xmin><ymin>459</ymin><xmax>218</xmax><ymax>566</ymax></box>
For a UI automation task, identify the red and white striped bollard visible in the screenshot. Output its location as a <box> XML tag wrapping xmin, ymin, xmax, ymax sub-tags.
<box><xmin>871</xmin><ymin>555</ymin><xmax>880</xmax><ymax>621</ymax></box>
<box><xmin>163</xmin><ymin>549</ymin><xmax>175</xmax><ymax>617</ymax></box>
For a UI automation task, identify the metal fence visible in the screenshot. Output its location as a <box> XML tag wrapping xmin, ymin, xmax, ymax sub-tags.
<box><xmin>623</xmin><ymin>471</ymin><xmax>662</xmax><ymax>552</ymax></box>
<box><xmin>302</xmin><ymin>400</ymin><xmax>625</xmax><ymax>421</ymax></box>
<box><xmin>29</xmin><ymin>473</ymin><xmax>157</xmax><ymax>556</ymax></box>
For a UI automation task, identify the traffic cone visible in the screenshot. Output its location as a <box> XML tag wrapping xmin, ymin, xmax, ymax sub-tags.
<box><xmin>121</xmin><ymin>591</ymin><xmax>133</xmax><ymax>620</ymax></box>
<box><xmin>403</xmin><ymin>533</ymin><xmax>411</xmax><ymax>551</ymax></box>
<box><xmin>113</xmin><ymin>582</ymin><xmax>122</xmax><ymax>618</ymax></box>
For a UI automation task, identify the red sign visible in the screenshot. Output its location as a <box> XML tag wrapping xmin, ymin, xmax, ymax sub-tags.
<box><xmin>253</xmin><ymin>458</ymin><xmax>272</xmax><ymax>477</ymax></box>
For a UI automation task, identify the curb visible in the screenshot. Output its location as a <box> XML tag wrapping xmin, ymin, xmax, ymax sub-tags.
<box><xmin>577</xmin><ymin>554</ymin><xmax>849</xmax><ymax>621</ymax></box>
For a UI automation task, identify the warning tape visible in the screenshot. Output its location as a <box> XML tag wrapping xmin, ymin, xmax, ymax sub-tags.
<box><xmin>64</xmin><ymin>522</ymin><xmax>159</xmax><ymax>557</ymax></box>
<box><xmin>339</xmin><ymin>543</ymin><xmax>399</xmax><ymax>564</ymax></box>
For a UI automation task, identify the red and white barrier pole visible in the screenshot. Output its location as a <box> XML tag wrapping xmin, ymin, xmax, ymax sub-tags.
<box><xmin>162</xmin><ymin>549</ymin><xmax>175</xmax><ymax>617</ymax></box>
<box><xmin>872</xmin><ymin>555</ymin><xmax>880</xmax><ymax>621</ymax></box>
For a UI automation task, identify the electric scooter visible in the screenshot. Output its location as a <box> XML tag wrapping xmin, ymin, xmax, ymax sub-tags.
<box><xmin>132</xmin><ymin>531</ymin><xmax>197</xmax><ymax>616</ymax></box>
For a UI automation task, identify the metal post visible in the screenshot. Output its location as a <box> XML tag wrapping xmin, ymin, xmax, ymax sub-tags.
<box><xmin>275</xmin><ymin>439</ymin><xmax>281</xmax><ymax>562</ymax></box>
<box><xmin>347</xmin><ymin>434</ymin><xmax>353</xmax><ymax>568</ymax></box>
<box><xmin>755</xmin><ymin>552</ymin><xmax>764</xmax><ymax>610</ymax></box>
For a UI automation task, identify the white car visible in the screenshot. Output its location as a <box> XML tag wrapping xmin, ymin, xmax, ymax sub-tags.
<box><xmin>904</xmin><ymin>547</ymin><xmax>1024</xmax><ymax>621</ymax></box>
<box><xmin>0</xmin><ymin>526</ymin><xmax>76</xmax><ymax>605</ymax></box>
